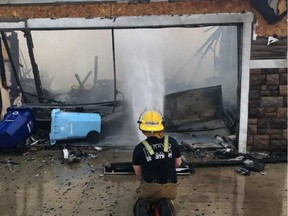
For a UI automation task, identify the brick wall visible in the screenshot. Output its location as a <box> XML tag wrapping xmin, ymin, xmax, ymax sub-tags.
<box><xmin>248</xmin><ymin>68</ymin><xmax>287</xmax><ymax>151</ymax></box>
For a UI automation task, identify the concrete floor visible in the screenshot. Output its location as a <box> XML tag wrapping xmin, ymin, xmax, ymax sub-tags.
<box><xmin>0</xmin><ymin>148</ymin><xmax>286</xmax><ymax>216</ymax></box>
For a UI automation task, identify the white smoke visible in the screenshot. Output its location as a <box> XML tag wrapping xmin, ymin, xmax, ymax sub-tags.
<box><xmin>16</xmin><ymin>26</ymin><xmax>239</xmax><ymax>143</ymax></box>
<box><xmin>124</xmin><ymin>57</ymin><xmax>164</xmax><ymax>140</ymax></box>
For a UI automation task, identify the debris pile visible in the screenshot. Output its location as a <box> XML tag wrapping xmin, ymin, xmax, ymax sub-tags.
<box><xmin>179</xmin><ymin>133</ymin><xmax>286</xmax><ymax>176</ymax></box>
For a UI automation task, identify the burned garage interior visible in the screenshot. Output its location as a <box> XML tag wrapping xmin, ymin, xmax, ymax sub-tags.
<box><xmin>1</xmin><ymin>16</ymin><xmax>257</xmax><ymax>159</ymax></box>
<box><xmin>0</xmin><ymin>1</ymin><xmax>287</xmax><ymax>216</ymax></box>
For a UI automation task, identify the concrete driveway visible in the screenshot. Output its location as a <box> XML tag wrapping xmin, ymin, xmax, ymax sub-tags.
<box><xmin>0</xmin><ymin>148</ymin><xmax>286</xmax><ymax>216</ymax></box>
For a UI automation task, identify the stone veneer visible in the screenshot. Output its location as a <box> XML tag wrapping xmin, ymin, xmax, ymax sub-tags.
<box><xmin>248</xmin><ymin>68</ymin><xmax>287</xmax><ymax>151</ymax></box>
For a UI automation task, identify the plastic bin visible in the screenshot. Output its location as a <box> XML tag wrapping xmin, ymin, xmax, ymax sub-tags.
<box><xmin>49</xmin><ymin>109</ymin><xmax>101</xmax><ymax>145</ymax></box>
<box><xmin>0</xmin><ymin>106</ymin><xmax>36</xmax><ymax>148</ymax></box>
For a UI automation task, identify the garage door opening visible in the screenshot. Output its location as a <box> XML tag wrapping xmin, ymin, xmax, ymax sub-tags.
<box><xmin>0</xmin><ymin>13</ymin><xmax>253</xmax><ymax>152</ymax></box>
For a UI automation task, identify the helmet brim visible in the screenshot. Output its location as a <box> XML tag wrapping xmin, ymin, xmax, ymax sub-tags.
<box><xmin>139</xmin><ymin>123</ymin><xmax>164</xmax><ymax>132</ymax></box>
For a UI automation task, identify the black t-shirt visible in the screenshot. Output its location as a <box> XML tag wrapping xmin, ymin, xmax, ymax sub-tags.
<box><xmin>132</xmin><ymin>136</ymin><xmax>181</xmax><ymax>184</ymax></box>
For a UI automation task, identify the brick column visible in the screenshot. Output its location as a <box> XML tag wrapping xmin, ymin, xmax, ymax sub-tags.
<box><xmin>248</xmin><ymin>68</ymin><xmax>287</xmax><ymax>151</ymax></box>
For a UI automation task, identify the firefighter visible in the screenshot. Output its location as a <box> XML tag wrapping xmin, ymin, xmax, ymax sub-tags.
<box><xmin>133</xmin><ymin>108</ymin><xmax>182</xmax><ymax>216</ymax></box>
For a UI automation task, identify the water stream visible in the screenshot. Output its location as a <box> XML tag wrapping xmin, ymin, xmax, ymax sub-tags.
<box><xmin>125</xmin><ymin>57</ymin><xmax>164</xmax><ymax>141</ymax></box>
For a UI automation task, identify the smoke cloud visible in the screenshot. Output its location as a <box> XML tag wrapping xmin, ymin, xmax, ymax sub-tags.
<box><xmin>16</xmin><ymin>26</ymin><xmax>238</xmax><ymax>142</ymax></box>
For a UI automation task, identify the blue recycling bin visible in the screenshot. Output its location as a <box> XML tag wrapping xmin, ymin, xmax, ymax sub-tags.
<box><xmin>0</xmin><ymin>106</ymin><xmax>36</xmax><ymax>148</ymax></box>
<box><xmin>49</xmin><ymin>109</ymin><xmax>101</xmax><ymax>145</ymax></box>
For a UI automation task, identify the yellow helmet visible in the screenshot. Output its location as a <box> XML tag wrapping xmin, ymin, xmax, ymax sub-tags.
<box><xmin>138</xmin><ymin>109</ymin><xmax>164</xmax><ymax>132</ymax></box>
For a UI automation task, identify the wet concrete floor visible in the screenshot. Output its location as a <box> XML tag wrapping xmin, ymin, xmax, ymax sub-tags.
<box><xmin>0</xmin><ymin>148</ymin><xmax>286</xmax><ymax>216</ymax></box>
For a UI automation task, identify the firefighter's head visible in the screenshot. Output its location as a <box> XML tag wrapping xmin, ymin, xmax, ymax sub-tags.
<box><xmin>137</xmin><ymin>109</ymin><xmax>164</xmax><ymax>134</ymax></box>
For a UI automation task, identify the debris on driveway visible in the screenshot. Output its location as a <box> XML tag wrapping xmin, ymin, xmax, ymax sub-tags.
<box><xmin>236</xmin><ymin>159</ymin><xmax>266</xmax><ymax>176</ymax></box>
